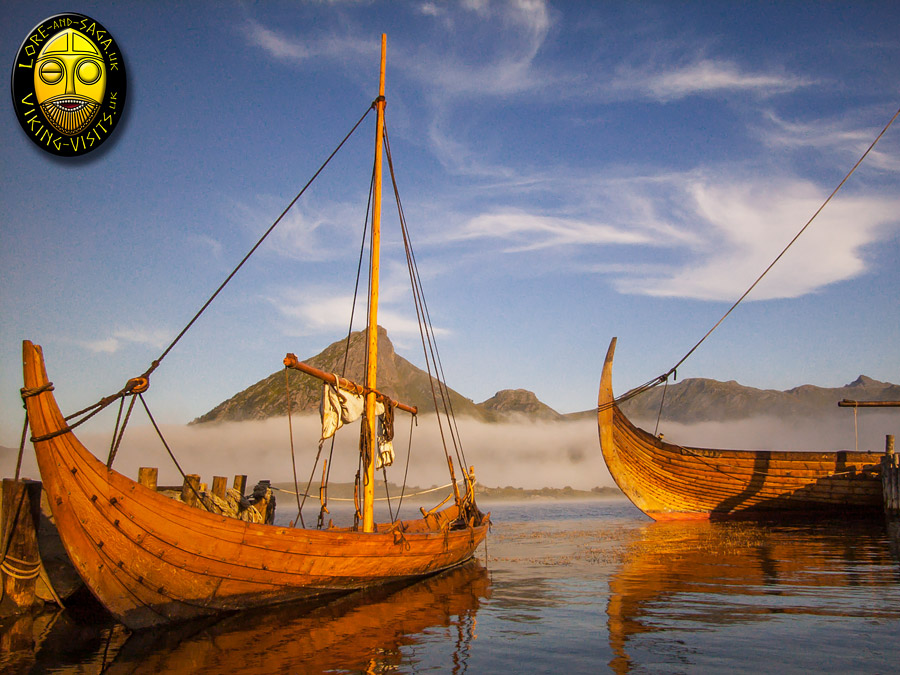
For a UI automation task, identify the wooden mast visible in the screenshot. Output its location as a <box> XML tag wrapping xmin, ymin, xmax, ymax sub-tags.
<box><xmin>363</xmin><ymin>34</ymin><xmax>387</xmax><ymax>533</ymax></box>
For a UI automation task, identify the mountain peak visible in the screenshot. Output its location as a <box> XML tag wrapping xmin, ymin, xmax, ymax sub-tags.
<box><xmin>479</xmin><ymin>389</ymin><xmax>563</xmax><ymax>421</ymax></box>
<box><xmin>848</xmin><ymin>375</ymin><xmax>883</xmax><ymax>388</ymax></box>
<box><xmin>192</xmin><ymin>327</ymin><xmax>486</xmax><ymax>424</ymax></box>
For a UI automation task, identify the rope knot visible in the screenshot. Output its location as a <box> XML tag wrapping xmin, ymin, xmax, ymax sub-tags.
<box><xmin>125</xmin><ymin>376</ymin><xmax>149</xmax><ymax>394</ymax></box>
<box><xmin>20</xmin><ymin>383</ymin><xmax>54</xmax><ymax>400</ymax></box>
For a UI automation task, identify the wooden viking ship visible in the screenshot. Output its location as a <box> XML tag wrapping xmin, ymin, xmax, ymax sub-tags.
<box><xmin>598</xmin><ymin>337</ymin><xmax>884</xmax><ymax>520</ymax></box>
<box><xmin>20</xmin><ymin>35</ymin><xmax>488</xmax><ymax>630</ymax></box>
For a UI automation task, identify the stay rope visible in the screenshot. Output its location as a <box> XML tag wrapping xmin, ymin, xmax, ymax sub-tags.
<box><xmin>604</xmin><ymin>104</ymin><xmax>900</xmax><ymax>411</ymax></box>
<box><xmin>384</xmin><ymin>121</ymin><xmax>471</xmax><ymax>494</ymax></box>
<box><xmin>22</xmin><ymin>103</ymin><xmax>377</xmax><ymax>474</ymax></box>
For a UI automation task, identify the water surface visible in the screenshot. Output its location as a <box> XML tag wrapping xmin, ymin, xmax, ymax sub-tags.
<box><xmin>3</xmin><ymin>499</ymin><xmax>900</xmax><ymax>673</ymax></box>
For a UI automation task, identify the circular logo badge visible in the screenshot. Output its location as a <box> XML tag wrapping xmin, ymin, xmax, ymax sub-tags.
<box><xmin>11</xmin><ymin>13</ymin><xmax>126</xmax><ymax>157</ymax></box>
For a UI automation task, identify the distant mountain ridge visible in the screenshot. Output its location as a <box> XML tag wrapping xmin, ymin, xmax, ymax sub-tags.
<box><xmin>193</xmin><ymin>328</ymin><xmax>899</xmax><ymax>424</ymax></box>
<box><xmin>615</xmin><ymin>374</ymin><xmax>900</xmax><ymax>423</ymax></box>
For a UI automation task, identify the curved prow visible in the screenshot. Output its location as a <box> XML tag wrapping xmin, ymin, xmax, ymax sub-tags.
<box><xmin>598</xmin><ymin>337</ymin><xmax>617</xmax><ymax>409</ymax></box>
<box><xmin>597</xmin><ymin>337</ymin><xmax>617</xmax><ymax>452</ymax></box>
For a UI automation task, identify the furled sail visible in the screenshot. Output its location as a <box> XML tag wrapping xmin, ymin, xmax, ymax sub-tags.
<box><xmin>319</xmin><ymin>381</ymin><xmax>394</xmax><ymax>468</ymax></box>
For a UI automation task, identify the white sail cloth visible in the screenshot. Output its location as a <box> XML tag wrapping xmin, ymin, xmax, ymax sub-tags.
<box><xmin>319</xmin><ymin>381</ymin><xmax>394</xmax><ymax>468</ymax></box>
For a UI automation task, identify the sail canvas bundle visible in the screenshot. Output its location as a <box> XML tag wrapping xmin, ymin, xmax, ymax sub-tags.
<box><xmin>319</xmin><ymin>381</ymin><xmax>395</xmax><ymax>469</ymax></box>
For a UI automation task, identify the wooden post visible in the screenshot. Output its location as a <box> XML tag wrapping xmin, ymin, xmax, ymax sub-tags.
<box><xmin>181</xmin><ymin>474</ymin><xmax>201</xmax><ymax>508</ymax></box>
<box><xmin>137</xmin><ymin>467</ymin><xmax>158</xmax><ymax>491</ymax></box>
<box><xmin>893</xmin><ymin>455</ymin><xmax>899</xmax><ymax>515</ymax></box>
<box><xmin>212</xmin><ymin>476</ymin><xmax>228</xmax><ymax>500</ymax></box>
<box><xmin>1</xmin><ymin>479</ymin><xmax>43</xmax><ymax>614</ymax></box>
<box><xmin>883</xmin><ymin>448</ymin><xmax>899</xmax><ymax>517</ymax></box>
<box><xmin>887</xmin><ymin>434</ymin><xmax>895</xmax><ymax>455</ymax></box>
<box><xmin>884</xmin><ymin>455</ymin><xmax>892</xmax><ymax>514</ymax></box>
<box><xmin>894</xmin><ymin>454</ymin><xmax>900</xmax><ymax>516</ymax></box>
<box><xmin>233</xmin><ymin>475</ymin><xmax>247</xmax><ymax>497</ymax></box>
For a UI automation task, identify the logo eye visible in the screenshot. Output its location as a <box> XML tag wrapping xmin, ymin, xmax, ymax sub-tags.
<box><xmin>77</xmin><ymin>59</ymin><xmax>102</xmax><ymax>85</ymax></box>
<box><xmin>39</xmin><ymin>59</ymin><xmax>64</xmax><ymax>85</ymax></box>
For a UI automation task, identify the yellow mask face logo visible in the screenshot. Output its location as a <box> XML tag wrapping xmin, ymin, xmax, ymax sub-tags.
<box><xmin>12</xmin><ymin>13</ymin><xmax>127</xmax><ymax>156</ymax></box>
<box><xmin>34</xmin><ymin>28</ymin><xmax>107</xmax><ymax>135</ymax></box>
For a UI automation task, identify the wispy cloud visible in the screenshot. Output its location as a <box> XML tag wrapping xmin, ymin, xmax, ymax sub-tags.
<box><xmin>613</xmin><ymin>176</ymin><xmax>900</xmax><ymax>301</ymax></box>
<box><xmin>83</xmin><ymin>328</ymin><xmax>172</xmax><ymax>354</ymax></box>
<box><xmin>760</xmin><ymin>109</ymin><xmax>900</xmax><ymax>171</ymax></box>
<box><xmin>405</xmin><ymin>0</ymin><xmax>555</xmax><ymax>98</ymax></box>
<box><xmin>617</xmin><ymin>58</ymin><xmax>811</xmax><ymax>102</ymax></box>
<box><xmin>240</xmin><ymin>20</ymin><xmax>371</xmax><ymax>65</ymax></box>
<box><xmin>449</xmin><ymin>211</ymin><xmax>655</xmax><ymax>252</ymax></box>
<box><xmin>269</xmin><ymin>267</ymin><xmax>446</xmax><ymax>339</ymax></box>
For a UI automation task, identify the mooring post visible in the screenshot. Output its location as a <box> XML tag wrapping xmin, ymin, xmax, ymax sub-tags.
<box><xmin>1</xmin><ymin>479</ymin><xmax>43</xmax><ymax>614</ymax></box>
<box><xmin>883</xmin><ymin>436</ymin><xmax>898</xmax><ymax>516</ymax></box>
<box><xmin>233</xmin><ymin>475</ymin><xmax>247</xmax><ymax>497</ymax></box>
<box><xmin>137</xmin><ymin>467</ymin><xmax>158</xmax><ymax>491</ymax></box>
<box><xmin>181</xmin><ymin>474</ymin><xmax>201</xmax><ymax>508</ymax></box>
<box><xmin>212</xmin><ymin>476</ymin><xmax>228</xmax><ymax>500</ymax></box>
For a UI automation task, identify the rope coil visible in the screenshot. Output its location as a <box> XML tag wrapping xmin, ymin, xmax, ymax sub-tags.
<box><xmin>1</xmin><ymin>554</ymin><xmax>41</xmax><ymax>580</ymax></box>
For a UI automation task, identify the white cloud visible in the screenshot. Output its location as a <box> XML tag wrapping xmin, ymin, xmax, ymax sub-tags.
<box><xmin>83</xmin><ymin>327</ymin><xmax>172</xmax><ymax>354</ymax></box>
<box><xmin>406</xmin><ymin>0</ymin><xmax>554</xmax><ymax>98</ymax></box>
<box><xmin>615</xmin><ymin>178</ymin><xmax>900</xmax><ymax>301</ymax></box>
<box><xmin>623</xmin><ymin>59</ymin><xmax>811</xmax><ymax>101</ymax></box>
<box><xmin>761</xmin><ymin>110</ymin><xmax>900</xmax><ymax>172</ymax></box>
<box><xmin>270</xmin><ymin>282</ymin><xmax>443</xmax><ymax>340</ymax></box>
<box><xmin>85</xmin><ymin>338</ymin><xmax>120</xmax><ymax>353</ymax></box>
<box><xmin>451</xmin><ymin>211</ymin><xmax>655</xmax><ymax>251</ymax></box>
<box><xmin>240</xmin><ymin>20</ymin><xmax>372</xmax><ymax>64</ymax></box>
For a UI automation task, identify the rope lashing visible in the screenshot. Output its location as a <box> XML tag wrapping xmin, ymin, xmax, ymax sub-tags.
<box><xmin>22</xmin><ymin>375</ymin><xmax>148</xmax><ymax>444</ymax></box>
<box><xmin>0</xmin><ymin>554</ymin><xmax>41</xmax><ymax>580</ymax></box>
<box><xmin>20</xmin><ymin>383</ymin><xmax>55</xmax><ymax>399</ymax></box>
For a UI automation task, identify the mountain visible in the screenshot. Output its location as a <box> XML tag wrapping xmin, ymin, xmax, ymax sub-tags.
<box><xmin>614</xmin><ymin>374</ymin><xmax>900</xmax><ymax>423</ymax></box>
<box><xmin>193</xmin><ymin>327</ymin><xmax>491</xmax><ymax>424</ymax></box>
<box><xmin>194</xmin><ymin>328</ymin><xmax>899</xmax><ymax>425</ymax></box>
<box><xmin>479</xmin><ymin>389</ymin><xmax>565</xmax><ymax>421</ymax></box>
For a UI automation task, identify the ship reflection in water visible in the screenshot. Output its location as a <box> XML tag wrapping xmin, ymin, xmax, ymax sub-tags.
<box><xmin>6</xmin><ymin>560</ymin><xmax>489</xmax><ymax>674</ymax></box>
<box><xmin>4</xmin><ymin>501</ymin><xmax>900</xmax><ymax>673</ymax></box>
<box><xmin>607</xmin><ymin>517</ymin><xmax>900</xmax><ymax>673</ymax></box>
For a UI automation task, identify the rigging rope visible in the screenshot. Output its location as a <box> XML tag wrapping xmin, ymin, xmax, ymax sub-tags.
<box><xmin>384</xmin><ymin>122</ymin><xmax>471</xmax><ymax>500</ymax></box>
<box><xmin>26</xmin><ymin>104</ymin><xmax>376</xmax><ymax>474</ymax></box>
<box><xmin>609</xmin><ymin>104</ymin><xmax>900</xmax><ymax>408</ymax></box>
<box><xmin>140</xmin><ymin>103</ymin><xmax>377</xmax><ymax>384</ymax></box>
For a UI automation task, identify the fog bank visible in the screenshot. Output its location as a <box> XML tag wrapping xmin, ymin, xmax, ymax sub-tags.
<box><xmin>4</xmin><ymin>411</ymin><xmax>896</xmax><ymax>492</ymax></box>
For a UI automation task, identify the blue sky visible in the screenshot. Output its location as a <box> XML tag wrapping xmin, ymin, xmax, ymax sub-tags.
<box><xmin>3</xmin><ymin>0</ymin><xmax>900</xmax><ymax>449</ymax></box>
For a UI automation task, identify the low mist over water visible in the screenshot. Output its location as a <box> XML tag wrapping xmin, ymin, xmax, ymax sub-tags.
<box><xmin>6</xmin><ymin>410</ymin><xmax>895</xmax><ymax>492</ymax></box>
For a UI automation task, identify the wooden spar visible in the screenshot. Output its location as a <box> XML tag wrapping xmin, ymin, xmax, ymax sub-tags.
<box><xmin>838</xmin><ymin>399</ymin><xmax>900</xmax><ymax>407</ymax></box>
<box><xmin>282</xmin><ymin>354</ymin><xmax>417</xmax><ymax>415</ymax></box>
<box><xmin>363</xmin><ymin>34</ymin><xmax>387</xmax><ymax>533</ymax></box>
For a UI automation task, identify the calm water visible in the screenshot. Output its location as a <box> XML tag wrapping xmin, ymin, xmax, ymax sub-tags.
<box><xmin>4</xmin><ymin>498</ymin><xmax>900</xmax><ymax>673</ymax></box>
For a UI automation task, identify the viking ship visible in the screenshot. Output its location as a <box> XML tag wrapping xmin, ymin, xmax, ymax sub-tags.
<box><xmin>20</xmin><ymin>35</ymin><xmax>489</xmax><ymax>630</ymax></box>
<box><xmin>598</xmin><ymin>337</ymin><xmax>884</xmax><ymax>520</ymax></box>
